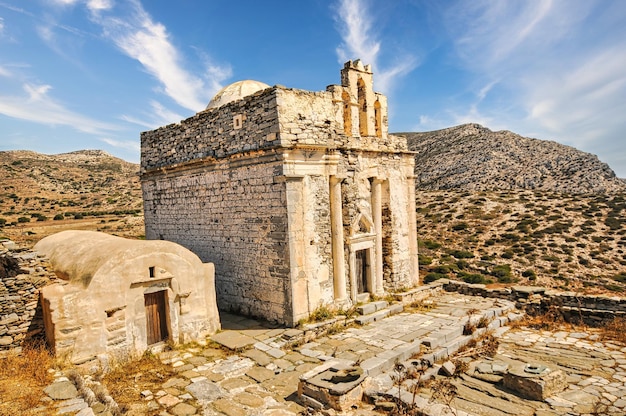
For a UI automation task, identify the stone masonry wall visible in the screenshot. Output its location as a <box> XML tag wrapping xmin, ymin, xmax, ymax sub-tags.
<box><xmin>276</xmin><ymin>88</ymin><xmax>407</xmax><ymax>152</ymax></box>
<box><xmin>142</xmin><ymin>159</ymin><xmax>291</xmax><ymax>324</ymax></box>
<box><xmin>141</xmin><ymin>87</ymin><xmax>280</xmax><ymax>173</ymax></box>
<box><xmin>0</xmin><ymin>241</ymin><xmax>61</xmax><ymax>350</ymax></box>
<box><xmin>140</xmin><ymin>86</ymin><xmax>408</xmax><ymax>176</ymax></box>
<box><xmin>442</xmin><ymin>280</ymin><xmax>626</xmax><ymax>325</ymax></box>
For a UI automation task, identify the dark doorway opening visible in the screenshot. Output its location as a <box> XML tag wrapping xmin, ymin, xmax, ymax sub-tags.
<box><xmin>355</xmin><ymin>249</ymin><xmax>369</xmax><ymax>294</ymax></box>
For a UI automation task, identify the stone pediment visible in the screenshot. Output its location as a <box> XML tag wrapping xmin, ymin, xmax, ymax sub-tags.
<box><xmin>350</xmin><ymin>211</ymin><xmax>374</xmax><ymax>237</ymax></box>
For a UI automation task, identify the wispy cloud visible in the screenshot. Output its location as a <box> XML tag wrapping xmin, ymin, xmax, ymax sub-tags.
<box><xmin>120</xmin><ymin>100</ymin><xmax>185</xmax><ymax>129</ymax></box>
<box><xmin>100</xmin><ymin>137</ymin><xmax>140</xmax><ymax>153</ymax></box>
<box><xmin>442</xmin><ymin>0</ymin><xmax>626</xmax><ymax>157</ymax></box>
<box><xmin>85</xmin><ymin>0</ymin><xmax>230</xmax><ymax>112</ymax></box>
<box><xmin>334</xmin><ymin>0</ymin><xmax>417</xmax><ymax>93</ymax></box>
<box><xmin>0</xmin><ymin>82</ymin><xmax>120</xmax><ymax>134</ymax></box>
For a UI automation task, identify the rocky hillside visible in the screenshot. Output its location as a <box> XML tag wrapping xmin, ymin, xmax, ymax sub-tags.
<box><xmin>415</xmin><ymin>190</ymin><xmax>626</xmax><ymax>294</ymax></box>
<box><xmin>0</xmin><ymin>150</ymin><xmax>143</xmax><ymax>246</ymax></box>
<box><xmin>396</xmin><ymin>124</ymin><xmax>626</xmax><ymax>194</ymax></box>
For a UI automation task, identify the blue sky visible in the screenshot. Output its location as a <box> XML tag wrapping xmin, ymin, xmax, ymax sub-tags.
<box><xmin>1</xmin><ymin>0</ymin><xmax>625</xmax><ymax>177</ymax></box>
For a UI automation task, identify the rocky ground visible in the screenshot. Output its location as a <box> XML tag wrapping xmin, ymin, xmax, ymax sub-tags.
<box><xmin>399</xmin><ymin>124</ymin><xmax>626</xmax><ymax>194</ymax></box>
<box><xmin>33</xmin><ymin>292</ymin><xmax>626</xmax><ymax>416</ymax></box>
<box><xmin>0</xmin><ymin>150</ymin><xmax>143</xmax><ymax>246</ymax></box>
<box><xmin>415</xmin><ymin>190</ymin><xmax>626</xmax><ymax>293</ymax></box>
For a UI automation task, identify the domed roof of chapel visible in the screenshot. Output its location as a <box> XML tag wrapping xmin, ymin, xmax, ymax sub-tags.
<box><xmin>206</xmin><ymin>80</ymin><xmax>271</xmax><ymax>110</ymax></box>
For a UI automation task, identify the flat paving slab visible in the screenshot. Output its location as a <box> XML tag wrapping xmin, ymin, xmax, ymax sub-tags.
<box><xmin>210</xmin><ymin>331</ymin><xmax>256</xmax><ymax>350</ymax></box>
<box><xmin>43</xmin><ymin>292</ymin><xmax>626</xmax><ymax>416</ymax></box>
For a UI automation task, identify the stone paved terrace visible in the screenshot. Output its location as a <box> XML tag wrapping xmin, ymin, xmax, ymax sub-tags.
<box><xmin>41</xmin><ymin>292</ymin><xmax>626</xmax><ymax>415</ymax></box>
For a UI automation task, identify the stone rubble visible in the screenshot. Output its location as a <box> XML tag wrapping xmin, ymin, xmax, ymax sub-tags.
<box><xmin>0</xmin><ymin>240</ymin><xmax>61</xmax><ymax>351</ymax></box>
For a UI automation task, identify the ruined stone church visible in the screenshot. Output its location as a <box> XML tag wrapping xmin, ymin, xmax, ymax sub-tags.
<box><xmin>141</xmin><ymin>60</ymin><xmax>418</xmax><ymax>326</ymax></box>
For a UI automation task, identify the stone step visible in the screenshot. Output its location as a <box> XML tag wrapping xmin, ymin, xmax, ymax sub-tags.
<box><xmin>355</xmin><ymin>309</ymin><xmax>389</xmax><ymax>325</ymax></box>
<box><xmin>419</xmin><ymin>308</ymin><xmax>523</xmax><ymax>366</ymax></box>
<box><xmin>355</xmin><ymin>303</ymin><xmax>404</xmax><ymax>325</ymax></box>
<box><xmin>356</xmin><ymin>300</ymin><xmax>388</xmax><ymax>315</ymax></box>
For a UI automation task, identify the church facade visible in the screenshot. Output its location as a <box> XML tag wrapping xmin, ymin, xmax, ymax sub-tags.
<box><xmin>141</xmin><ymin>60</ymin><xmax>419</xmax><ymax>326</ymax></box>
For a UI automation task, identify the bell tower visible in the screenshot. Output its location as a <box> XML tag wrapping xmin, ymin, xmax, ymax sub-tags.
<box><xmin>340</xmin><ymin>59</ymin><xmax>385</xmax><ymax>138</ymax></box>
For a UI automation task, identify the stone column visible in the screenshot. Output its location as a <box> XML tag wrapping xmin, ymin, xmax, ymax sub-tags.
<box><xmin>371</xmin><ymin>178</ymin><xmax>384</xmax><ymax>295</ymax></box>
<box><xmin>330</xmin><ymin>177</ymin><xmax>347</xmax><ymax>301</ymax></box>
<box><xmin>286</xmin><ymin>176</ymin><xmax>307</xmax><ymax>324</ymax></box>
<box><xmin>407</xmin><ymin>175</ymin><xmax>419</xmax><ymax>285</ymax></box>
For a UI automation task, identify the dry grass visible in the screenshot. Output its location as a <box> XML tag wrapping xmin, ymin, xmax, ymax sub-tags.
<box><xmin>0</xmin><ymin>341</ymin><xmax>55</xmax><ymax>416</ymax></box>
<box><xmin>102</xmin><ymin>351</ymin><xmax>177</xmax><ymax>414</ymax></box>
<box><xmin>405</xmin><ymin>299</ymin><xmax>437</xmax><ymax>313</ymax></box>
<box><xmin>511</xmin><ymin>306</ymin><xmax>568</xmax><ymax>331</ymax></box>
<box><xmin>512</xmin><ymin>308</ymin><xmax>626</xmax><ymax>345</ymax></box>
<box><xmin>599</xmin><ymin>316</ymin><xmax>626</xmax><ymax>344</ymax></box>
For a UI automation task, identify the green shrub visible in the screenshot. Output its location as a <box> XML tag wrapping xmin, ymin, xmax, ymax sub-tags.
<box><xmin>606</xmin><ymin>216</ymin><xmax>623</xmax><ymax>230</ymax></box>
<box><xmin>500</xmin><ymin>233</ymin><xmax>521</xmax><ymax>242</ymax></box>
<box><xmin>522</xmin><ymin>269</ymin><xmax>537</xmax><ymax>280</ymax></box>
<box><xmin>604</xmin><ymin>284</ymin><xmax>624</xmax><ymax>292</ymax></box>
<box><xmin>53</xmin><ymin>214</ymin><xmax>64</xmax><ymax>220</ymax></box>
<box><xmin>459</xmin><ymin>272</ymin><xmax>491</xmax><ymax>284</ymax></box>
<box><xmin>614</xmin><ymin>273</ymin><xmax>626</xmax><ymax>284</ymax></box>
<box><xmin>541</xmin><ymin>255</ymin><xmax>560</xmax><ymax>262</ymax></box>
<box><xmin>431</xmin><ymin>265</ymin><xmax>452</xmax><ymax>274</ymax></box>
<box><xmin>310</xmin><ymin>304</ymin><xmax>334</xmax><ymax>322</ymax></box>
<box><xmin>17</xmin><ymin>217</ymin><xmax>30</xmax><ymax>223</ymax></box>
<box><xmin>424</xmin><ymin>273</ymin><xmax>447</xmax><ymax>283</ymax></box>
<box><xmin>450</xmin><ymin>250</ymin><xmax>474</xmax><ymax>259</ymax></box>
<box><xmin>452</xmin><ymin>222</ymin><xmax>469</xmax><ymax>231</ymax></box>
<box><xmin>491</xmin><ymin>264</ymin><xmax>513</xmax><ymax>283</ymax></box>
<box><xmin>418</xmin><ymin>254</ymin><xmax>432</xmax><ymax>266</ymax></box>
<box><xmin>456</xmin><ymin>260</ymin><xmax>469</xmax><ymax>270</ymax></box>
<box><xmin>421</xmin><ymin>240</ymin><xmax>442</xmax><ymax>250</ymax></box>
<box><xmin>0</xmin><ymin>218</ymin><xmax>5</xmax><ymax>227</ymax></box>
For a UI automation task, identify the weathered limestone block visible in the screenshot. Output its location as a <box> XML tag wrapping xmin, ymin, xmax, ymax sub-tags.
<box><xmin>141</xmin><ymin>61</ymin><xmax>419</xmax><ymax>325</ymax></box>
<box><xmin>503</xmin><ymin>364</ymin><xmax>567</xmax><ymax>400</ymax></box>
<box><xmin>299</xmin><ymin>362</ymin><xmax>366</xmax><ymax>411</ymax></box>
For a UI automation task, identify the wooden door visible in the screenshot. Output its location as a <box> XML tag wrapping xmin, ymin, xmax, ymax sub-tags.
<box><xmin>145</xmin><ymin>291</ymin><xmax>169</xmax><ymax>345</ymax></box>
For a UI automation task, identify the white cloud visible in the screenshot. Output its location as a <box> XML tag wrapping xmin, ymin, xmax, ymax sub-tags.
<box><xmin>0</xmin><ymin>16</ymin><xmax>4</xmax><ymax>34</ymax></box>
<box><xmin>87</xmin><ymin>0</ymin><xmax>113</xmax><ymax>12</ymax></box>
<box><xmin>87</xmin><ymin>0</ymin><xmax>230</xmax><ymax>112</ymax></box>
<box><xmin>440</xmin><ymin>0</ymin><xmax>626</xmax><ymax>174</ymax></box>
<box><xmin>50</xmin><ymin>0</ymin><xmax>80</xmax><ymax>6</ymax></box>
<box><xmin>335</xmin><ymin>0</ymin><xmax>380</xmax><ymax>67</ymax></box>
<box><xmin>334</xmin><ymin>0</ymin><xmax>417</xmax><ymax>93</ymax></box>
<box><xmin>120</xmin><ymin>100</ymin><xmax>184</xmax><ymax>129</ymax></box>
<box><xmin>100</xmin><ymin>137</ymin><xmax>140</xmax><ymax>153</ymax></box>
<box><xmin>0</xmin><ymin>82</ymin><xmax>120</xmax><ymax>135</ymax></box>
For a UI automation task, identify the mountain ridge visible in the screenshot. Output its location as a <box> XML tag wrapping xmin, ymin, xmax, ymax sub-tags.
<box><xmin>395</xmin><ymin>124</ymin><xmax>626</xmax><ymax>194</ymax></box>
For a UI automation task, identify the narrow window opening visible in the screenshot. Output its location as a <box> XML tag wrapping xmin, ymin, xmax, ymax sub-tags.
<box><xmin>374</xmin><ymin>99</ymin><xmax>382</xmax><ymax>138</ymax></box>
<box><xmin>342</xmin><ymin>90</ymin><xmax>351</xmax><ymax>136</ymax></box>
<box><xmin>357</xmin><ymin>78</ymin><xmax>368</xmax><ymax>137</ymax></box>
<box><xmin>149</xmin><ymin>266</ymin><xmax>155</xmax><ymax>278</ymax></box>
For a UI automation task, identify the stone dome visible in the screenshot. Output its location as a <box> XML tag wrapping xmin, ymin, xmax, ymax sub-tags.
<box><xmin>206</xmin><ymin>80</ymin><xmax>271</xmax><ymax>110</ymax></box>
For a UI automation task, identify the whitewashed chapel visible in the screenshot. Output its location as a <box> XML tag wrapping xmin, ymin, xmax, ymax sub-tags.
<box><xmin>141</xmin><ymin>60</ymin><xmax>419</xmax><ymax>326</ymax></box>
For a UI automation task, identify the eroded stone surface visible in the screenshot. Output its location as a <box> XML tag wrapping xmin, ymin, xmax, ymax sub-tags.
<box><xmin>141</xmin><ymin>60</ymin><xmax>418</xmax><ymax>326</ymax></box>
<box><xmin>39</xmin><ymin>292</ymin><xmax>626</xmax><ymax>416</ymax></box>
<box><xmin>44</xmin><ymin>381</ymin><xmax>78</xmax><ymax>400</ymax></box>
